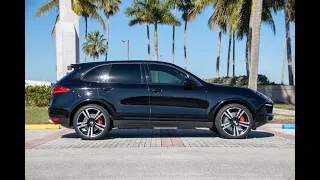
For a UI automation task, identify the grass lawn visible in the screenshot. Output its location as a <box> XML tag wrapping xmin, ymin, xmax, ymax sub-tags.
<box><xmin>274</xmin><ymin>103</ymin><xmax>295</xmax><ymax>111</ymax></box>
<box><xmin>25</xmin><ymin>106</ymin><xmax>49</xmax><ymax>124</ymax></box>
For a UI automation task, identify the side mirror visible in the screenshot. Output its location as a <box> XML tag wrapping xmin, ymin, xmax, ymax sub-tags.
<box><xmin>184</xmin><ymin>78</ymin><xmax>196</xmax><ymax>89</ymax></box>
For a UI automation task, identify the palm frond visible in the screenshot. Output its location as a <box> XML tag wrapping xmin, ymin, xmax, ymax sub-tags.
<box><xmin>51</xmin><ymin>14</ymin><xmax>60</xmax><ymax>37</ymax></box>
<box><xmin>262</xmin><ymin>3</ymin><xmax>276</xmax><ymax>35</ymax></box>
<box><xmin>160</xmin><ymin>13</ymin><xmax>181</xmax><ymax>26</ymax></box>
<box><xmin>34</xmin><ymin>0</ymin><xmax>59</xmax><ymax>19</ymax></box>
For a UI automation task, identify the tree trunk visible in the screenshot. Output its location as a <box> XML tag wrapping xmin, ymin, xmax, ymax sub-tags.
<box><xmin>216</xmin><ymin>29</ymin><xmax>222</xmax><ymax>78</ymax></box>
<box><xmin>172</xmin><ymin>4</ymin><xmax>177</xmax><ymax>64</ymax></box>
<box><xmin>284</xmin><ymin>0</ymin><xmax>293</xmax><ymax>85</ymax></box>
<box><xmin>105</xmin><ymin>17</ymin><xmax>110</xmax><ymax>61</ymax></box>
<box><xmin>147</xmin><ymin>24</ymin><xmax>150</xmax><ymax>60</ymax></box>
<box><xmin>227</xmin><ymin>34</ymin><xmax>231</xmax><ymax>77</ymax></box>
<box><xmin>232</xmin><ymin>33</ymin><xmax>235</xmax><ymax>77</ymax></box>
<box><xmin>245</xmin><ymin>35</ymin><xmax>250</xmax><ymax>76</ymax></box>
<box><xmin>184</xmin><ymin>20</ymin><xmax>187</xmax><ymax>69</ymax></box>
<box><xmin>248</xmin><ymin>29</ymin><xmax>252</xmax><ymax>72</ymax></box>
<box><xmin>248</xmin><ymin>0</ymin><xmax>254</xmax><ymax>66</ymax></box>
<box><xmin>154</xmin><ymin>24</ymin><xmax>158</xmax><ymax>61</ymax></box>
<box><xmin>248</xmin><ymin>0</ymin><xmax>263</xmax><ymax>90</ymax></box>
<box><xmin>84</xmin><ymin>16</ymin><xmax>88</xmax><ymax>63</ymax></box>
<box><xmin>293</xmin><ymin>45</ymin><xmax>295</xmax><ymax>86</ymax></box>
<box><xmin>281</xmin><ymin>38</ymin><xmax>286</xmax><ymax>84</ymax></box>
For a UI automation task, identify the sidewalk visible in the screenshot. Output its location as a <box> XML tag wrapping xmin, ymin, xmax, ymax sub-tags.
<box><xmin>274</xmin><ymin>108</ymin><xmax>295</xmax><ymax>116</ymax></box>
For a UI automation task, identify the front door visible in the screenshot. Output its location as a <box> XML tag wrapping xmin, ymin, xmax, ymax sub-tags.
<box><xmin>145</xmin><ymin>63</ymin><xmax>209</xmax><ymax>122</ymax></box>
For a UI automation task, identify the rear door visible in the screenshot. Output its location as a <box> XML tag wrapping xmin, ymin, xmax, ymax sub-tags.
<box><xmin>96</xmin><ymin>63</ymin><xmax>150</xmax><ymax>124</ymax></box>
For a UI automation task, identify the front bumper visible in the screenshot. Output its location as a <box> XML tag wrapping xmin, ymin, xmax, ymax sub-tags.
<box><xmin>253</xmin><ymin>112</ymin><xmax>274</xmax><ymax>129</ymax></box>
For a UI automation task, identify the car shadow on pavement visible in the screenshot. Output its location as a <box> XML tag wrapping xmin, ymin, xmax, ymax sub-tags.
<box><xmin>61</xmin><ymin>129</ymin><xmax>274</xmax><ymax>140</ymax></box>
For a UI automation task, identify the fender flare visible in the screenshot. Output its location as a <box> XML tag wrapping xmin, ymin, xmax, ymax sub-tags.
<box><xmin>208</xmin><ymin>98</ymin><xmax>257</xmax><ymax>122</ymax></box>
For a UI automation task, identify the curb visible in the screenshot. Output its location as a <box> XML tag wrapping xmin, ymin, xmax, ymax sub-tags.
<box><xmin>282</xmin><ymin>124</ymin><xmax>295</xmax><ymax>129</ymax></box>
<box><xmin>25</xmin><ymin>124</ymin><xmax>60</xmax><ymax>130</ymax></box>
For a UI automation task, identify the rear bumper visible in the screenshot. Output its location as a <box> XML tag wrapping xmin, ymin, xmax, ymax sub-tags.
<box><xmin>253</xmin><ymin>113</ymin><xmax>274</xmax><ymax>129</ymax></box>
<box><xmin>48</xmin><ymin>107</ymin><xmax>73</xmax><ymax>128</ymax></box>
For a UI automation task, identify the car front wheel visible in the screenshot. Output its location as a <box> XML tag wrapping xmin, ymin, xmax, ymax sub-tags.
<box><xmin>215</xmin><ymin>103</ymin><xmax>253</xmax><ymax>139</ymax></box>
<box><xmin>73</xmin><ymin>104</ymin><xmax>111</xmax><ymax>140</ymax></box>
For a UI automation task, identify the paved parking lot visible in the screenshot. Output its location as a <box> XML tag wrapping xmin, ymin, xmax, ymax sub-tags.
<box><xmin>25</xmin><ymin>127</ymin><xmax>295</xmax><ymax>180</ymax></box>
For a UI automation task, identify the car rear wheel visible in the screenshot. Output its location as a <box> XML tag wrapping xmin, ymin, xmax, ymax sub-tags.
<box><xmin>73</xmin><ymin>104</ymin><xmax>110</xmax><ymax>140</ymax></box>
<box><xmin>215</xmin><ymin>103</ymin><xmax>253</xmax><ymax>139</ymax></box>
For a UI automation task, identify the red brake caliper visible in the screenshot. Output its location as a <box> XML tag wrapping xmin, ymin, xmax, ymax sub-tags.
<box><xmin>236</xmin><ymin>112</ymin><xmax>245</xmax><ymax>122</ymax></box>
<box><xmin>240</xmin><ymin>116</ymin><xmax>245</xmax><ymax>122</ymax></box>
<box><xmin>97</xmin><ymin>119</ymin><xmax>103</xmax><ymax>124</ymax></box>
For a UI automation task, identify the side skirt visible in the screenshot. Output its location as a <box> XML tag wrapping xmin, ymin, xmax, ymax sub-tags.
<box><xmin>113</xmin><ymin>120</ymin><xmax>213</xmax><ymax>129</ymax></box>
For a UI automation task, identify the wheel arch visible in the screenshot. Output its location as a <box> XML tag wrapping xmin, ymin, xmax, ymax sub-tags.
<box><xmin>209</xmin><ymin>98</ymin><xmax>257</xmax><ymax>124</ymax></box>
<box><xmin>69</xmin><ymin>99</ymin><xmax>116</xmax><ymax>127</ymax></box>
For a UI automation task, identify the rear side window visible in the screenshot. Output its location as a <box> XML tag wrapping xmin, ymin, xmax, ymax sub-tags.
<box><xmin>82</xmin><ymin>65</ymin><xmax>111</xmax><ymax>83</ymax></box>
<box><xmin>108</xmin><ymin>64</ymin><xmax>141</xmax><ymax>84</ymax></box>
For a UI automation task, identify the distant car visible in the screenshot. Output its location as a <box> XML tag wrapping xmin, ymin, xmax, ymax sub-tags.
<box><xmin>48</xmin><ymin>60</ymin><xmax>273</xmax><ymax>140</ymax></box>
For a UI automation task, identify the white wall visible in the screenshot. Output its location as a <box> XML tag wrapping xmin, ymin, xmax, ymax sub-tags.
<box><xmin>25</xmin><ymin>80</ymin><xmax>52</xmax><ymax>86</ymax></box>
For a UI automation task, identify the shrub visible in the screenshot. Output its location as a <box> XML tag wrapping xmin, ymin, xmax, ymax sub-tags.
<box><xmin>25</xmin><ymin>85</ymin><xmax>52</xmax><ymax>107</ymax></box>
<box><xmin>204</xmin><ymin>74</ymin><xmax>280</xmax><ymax>86</ymax></box>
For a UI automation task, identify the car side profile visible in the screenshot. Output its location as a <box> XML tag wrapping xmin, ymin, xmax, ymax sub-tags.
<box><xmin>48</xmin><ymin>60</ymin><xmax>273</xmax><ymax>140</ymax></box>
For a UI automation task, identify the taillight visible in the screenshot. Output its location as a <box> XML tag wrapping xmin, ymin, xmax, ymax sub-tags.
<box><xmin>51</xmin><ymin>85</ymin><xmax>70</xmax><ymax>95</ymax></box>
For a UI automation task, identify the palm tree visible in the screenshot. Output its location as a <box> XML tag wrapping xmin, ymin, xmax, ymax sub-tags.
<box><xmin>168</xmin><ymin>0</ymin><xmax>179</xmax><ymax>64</ymax></box>
<box><xmin>34</xmin><ymin>0</ymin><xmax>106</xmax><ymax>63</ymax></box>
<box><xmin>226</xmin><ymin>34</ymin><xmax>231</xmax><ymax>77</ymax></box>
<box><xmin>82</xmin><ymin>31</ymin><xmax>107</xmax><ymax>61</ymax></box>
<box><xmin>133</xmin><ymin>0</ymin><xmax>180</xmax><ymax>61</ymax></box>
<box><xmin>177</xmin><ymin>0</ymin><xmax>198</xmax><ymax>69</ymax></box>
<box><xmin>248</xmin><ymin>0</ymin><xmax>263</xmax><ymax>90</ymax></box>
<box><xmin>281</xmin><ymin>37</ymin><xmax>286</xmax><ymax>84</ymax></box>
<box><xmin>125</xmin><ymin>0</ymin><xmax>153</xmax><ymax>60</ymax></box>
<box><xmin>34</xmin><ymin>0</ymin><xmax>105</xmax><ymax>37</ymax></box>
<box><xmin>97</xmin><ymin>0</ymin><xmax>121</xmax><ymax>61</ymax></box>
<box><xmin>228</xmin><ymin>0</ymin><xmax>277</xmax><ymax>77</ymax></box>
<box><xmin>193</xmin><ymin>0</ymin><xmax>234</xmax><ymax>77</ymax></box>
<box><xmin>284</xmin><ymin>0</ymin><xmax>294</xmax><ymax>85</ymax></box>
<box><xmin>206</xmin><ymin>0</ymin><xmax>228</xmax><ymax>78</ymax></box>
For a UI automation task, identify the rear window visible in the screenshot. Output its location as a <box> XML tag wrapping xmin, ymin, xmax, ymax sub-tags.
<box><xmin>82</xmin><ymin>65</ymin><xmax>111</xmax><ymax>83</ymax></box>
<box><xmin>108</xmin><ymin>64</ymin><xmax>141</xmax><ymax>84</ymax></box>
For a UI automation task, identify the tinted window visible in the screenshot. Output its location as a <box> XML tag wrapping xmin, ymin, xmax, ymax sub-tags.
<box><xmin>82</xmin><ymin>65</ymin><xmax>111</xmax><ymax>83</ymax></box>
<box><xmin>108</xmin><ymin>64</ymin><xmax>141</xmax><ymax>84</ymax></box>
<box><xmin>148</xmin><ymin>64</ymin><xmax>189</xmax><ymax>85</ymax></box>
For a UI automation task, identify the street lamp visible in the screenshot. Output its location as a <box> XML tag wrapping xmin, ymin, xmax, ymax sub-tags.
<box><xmin>122</xmin><ymin>39</ymin><xmax>130</xmax><ymax>60</ymax></box>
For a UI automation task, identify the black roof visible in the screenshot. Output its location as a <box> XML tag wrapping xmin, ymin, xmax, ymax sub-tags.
<box><xmin>72</xmin><ymin>60</ymin><xmax>176</xmax><ymax>68</ymax></box>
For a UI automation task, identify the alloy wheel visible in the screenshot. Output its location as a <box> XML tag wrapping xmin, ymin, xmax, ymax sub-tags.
<box><xmin>76</xmin><ymin>108</ymin><xmax>107</xmax><ymax>138</ymax></box>
<box><xmin>220</xmin><ymin>107</ymin><xmax>250</xmax><ymax>137</ymax></box>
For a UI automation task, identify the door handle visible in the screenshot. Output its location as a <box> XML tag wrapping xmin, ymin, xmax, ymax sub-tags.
<box><xmin>101</xmin><ymin>87</ymin><xmax>112</xmax><ymax>92</ymax></box>
<box><xmin>150</xmin><ymin>88</ymin><xmax>162</xmax><ymax>93</ymax></box>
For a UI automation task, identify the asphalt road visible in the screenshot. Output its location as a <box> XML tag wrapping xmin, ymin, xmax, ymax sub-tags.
<box><xmin>25</xmin><ymin>147</ymin><xmax>294</xmax><ymax>180</ymax></box>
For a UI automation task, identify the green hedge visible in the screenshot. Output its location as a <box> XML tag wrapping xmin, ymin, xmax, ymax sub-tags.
<box><xmin>204</xmin><ymin>74</ymin><xmax>279</xmax><ymax>86</ymax></box>
<box><xmin>25</xmin><ymin>85</ymin><xmax>52</xmax><ymax>107</ymax></box>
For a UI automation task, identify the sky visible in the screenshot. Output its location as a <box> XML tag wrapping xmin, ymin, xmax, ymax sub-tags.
<box><xmin>26</xmin><ymin>0</ymin><xmax>295</xmax><ymax>84</ymax></box>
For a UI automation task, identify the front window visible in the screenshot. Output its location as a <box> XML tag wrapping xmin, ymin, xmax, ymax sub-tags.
<box><xmin>148</xmin><ymin>64</ymin><xmax>190</xmax><ymax>85</ymax></box>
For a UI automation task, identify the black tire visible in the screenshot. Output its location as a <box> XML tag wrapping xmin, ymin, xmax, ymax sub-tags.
<box><xmin>73</xmin><ymin>104</ymin><xmax>111</xmax><ymax>140</ymax></box>
<box><xmin>215</xmin><ymin>103</ymin><xmax>253</xmax><ymax>139</ymax></box>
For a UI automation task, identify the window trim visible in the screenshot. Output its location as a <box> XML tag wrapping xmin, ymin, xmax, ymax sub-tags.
<box><xmin>145</xmin><ymin>63</ymin><xmax>203</xmax><ymax>86</ymax></box>
<box><xmin>105</xmin><ymin>63</ymin><xmax>143</xmax><ymax>84</ymax></box>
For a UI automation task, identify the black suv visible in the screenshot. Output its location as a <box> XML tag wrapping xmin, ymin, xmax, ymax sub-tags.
<box><xmin>49</xmin><ymin>61</ymin><xmax>273</xmax><ymax>140</ymax></box>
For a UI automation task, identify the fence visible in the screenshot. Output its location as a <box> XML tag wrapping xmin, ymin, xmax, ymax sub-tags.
<box><xmin>257</xmin><ymin>85</ymin><xmax>295</xmax><ymax>104</ymax></box>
